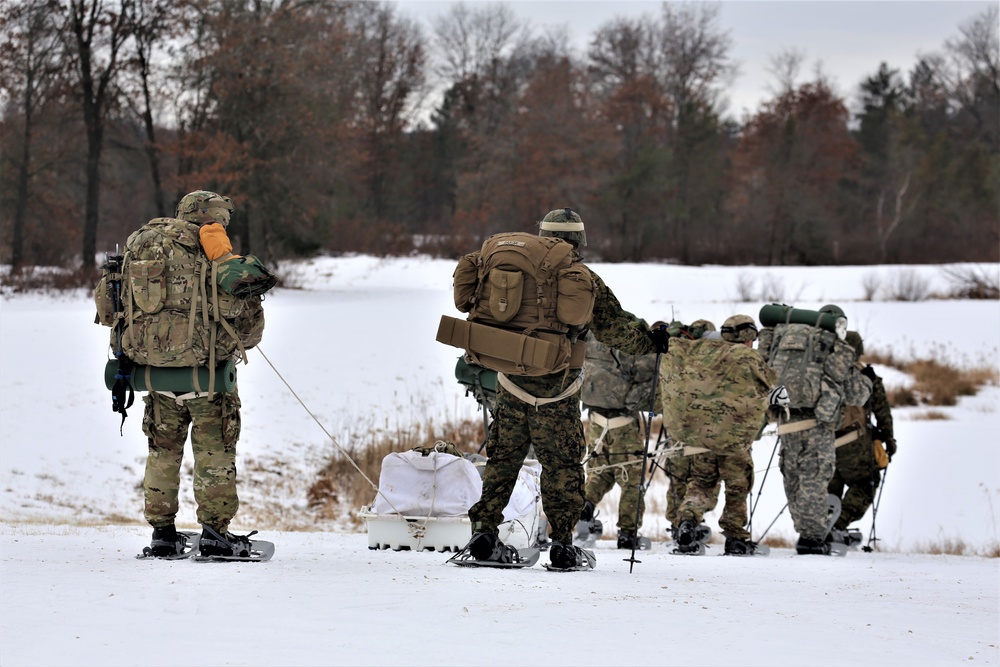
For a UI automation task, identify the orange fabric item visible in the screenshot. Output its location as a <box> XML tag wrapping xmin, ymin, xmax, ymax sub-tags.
<box><xmin>198</xmin><ymin>223</ymin><xmax>238</xmax><ymax>261</ymax></box>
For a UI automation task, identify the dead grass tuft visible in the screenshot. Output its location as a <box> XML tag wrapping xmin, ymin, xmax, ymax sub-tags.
<box><xmin>863</xmin><ymin>348</ymin><xmax>997</xmax><ymax>408</ymax></box>
<box><xmin>913</xmin><ymin>410</ymin><xmax>950</xmax><ymax>421</ymax></box>
<box><xmin>760</xmin><ymin>534</ymin><xmax>796</xmax><ymax>550</ymax></box>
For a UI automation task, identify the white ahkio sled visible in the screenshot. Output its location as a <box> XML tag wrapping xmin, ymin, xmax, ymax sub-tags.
<box><xmin>358</xmin><ymin>442</ymin><xmax>543</xmax><ymax>553</ymax></box>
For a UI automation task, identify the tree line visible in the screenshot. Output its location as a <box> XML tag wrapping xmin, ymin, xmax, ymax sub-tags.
<box><xmin>0</xmin><ymin>0</ymin><xmax>997</xmax><ymax>271</ymax></box>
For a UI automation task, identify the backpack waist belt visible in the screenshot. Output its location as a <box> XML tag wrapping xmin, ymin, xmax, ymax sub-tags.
<box><xmin>497</xmin><ymin>372</ymin><xmax>584</xmax><ymax>410</ymax></box>
<box><xmin>777</xmin><ymin>418</ymin><xmax>819</xmax><ymax>435</ymax></box>
<box><xmin>834</xmin><ymin>428</ymin><xmax>862</xmax><ymax>448</ymax></box>
<box><xmin>588</xmin><ymin>412</ymin><xmax>636</xmax><ymax>454</ymax></box>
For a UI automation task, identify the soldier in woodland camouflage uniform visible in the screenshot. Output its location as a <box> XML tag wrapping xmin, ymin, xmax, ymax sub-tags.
<box><xmin>110</xmin><ymin>191</ymin><xmax>266</xmax><ymax>558</ymax></box>
<box><xmin>828</xmin><ymin>331</ymin><xmax>896</xmax><ymax>542</ymax></box>
<box><xmin>660</xmin><ymin>315</ymin><xmax>776</xmax><ymax>555</ymax></box>
<box><xmin>467</xmin><ymin>209</ymin><xmax>661</xmax><ymax>570</ymax></box>
<box><xmin>767</xmin><ymin>305</ymin><xmax>872</xmax><ymax>555</ymax></box>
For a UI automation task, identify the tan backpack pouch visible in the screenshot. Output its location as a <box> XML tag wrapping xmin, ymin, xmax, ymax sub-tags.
<box><xmin>128</xmin><ymin>259</ymin><xmax>165</xmax><ymax>314</ymax></box>
<box><xmin>487</xmin><ymin>269</ymin><xmax>523</xmax><ymax>323</ymax></box>
<box><xmin>453</xmin><ymin>252</ymin><xmax>480</xmax><ymax>313</ymax></box>
<box><xmin>555</xmin><ymin>265</ymin><xmax>595</xmax><ymax>326</ymax></box>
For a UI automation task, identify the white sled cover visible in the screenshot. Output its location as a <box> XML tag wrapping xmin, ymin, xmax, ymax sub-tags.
<box><xmin>371</xmin><ymin>450</ymin><xmax>482</xmax><ymax>517</ymax></box>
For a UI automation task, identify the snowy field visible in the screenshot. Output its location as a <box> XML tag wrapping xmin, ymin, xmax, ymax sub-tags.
<box><xmin>1</xmin><ymin>257</ymin><xmax>998</xmax><ymax>666</ymax></box>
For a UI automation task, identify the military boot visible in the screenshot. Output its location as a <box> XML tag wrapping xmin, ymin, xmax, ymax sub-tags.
<box><xmin>148</xmin><ymin>524</ymin><xmax>186</xmax><ymax>557</ymax></box>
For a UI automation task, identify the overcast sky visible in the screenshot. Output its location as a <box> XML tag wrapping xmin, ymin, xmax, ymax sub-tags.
<box><xmin>393</xmin><ymin>0</ymin><xmax>995</xmax><ymax>119</ymax></box>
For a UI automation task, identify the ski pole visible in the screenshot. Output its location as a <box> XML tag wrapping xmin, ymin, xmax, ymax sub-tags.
<box><xmin>625</xmin><ymin>351</ymin><xmax>662</xmax><ymax>574</ymax></box>
<box><xmin>748</xmin><ymin>435</ymin><xmax>780</xmax><ymax>534</ymax></box>
<box><xmin>864</xmin><ymin>466</ymin><xmax>887</xmax><ymax>552</ymax></box>
<box><xmin>757</xmin><ymin>503</ymin><xmax>788</xmax><ymax>542</ymax></box>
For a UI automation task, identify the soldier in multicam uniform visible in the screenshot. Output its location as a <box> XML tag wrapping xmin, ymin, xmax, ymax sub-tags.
<box><xmin>132</xmin><ymin>191</ymin><xmax>266</xmax><ymax>558</ymax></box>
<box><xmin>659</xmin><ymin>315</ymin><xmax>776</xmax><ymax>555</ymax></box>
<box><xmin>828</xmin><ymin>331</ymin><xmax>896</xmax><ymax>544</ymax></box>
<box><xmin>467</xmin><ymin>208</ymin><xmax>662</xmax><ymax>571</ymax></box>
<box><xmin>767</xmin><ymin>305</ymin><xmax>872</xmax><ymax>555</ymax></box>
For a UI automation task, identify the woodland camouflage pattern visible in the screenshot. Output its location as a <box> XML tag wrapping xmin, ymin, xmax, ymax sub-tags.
<box><xmin>829</xmin><ymin>364</ymin><xmax>895</xmax><ymax>530</ymax></box>
<box><xmin>469</xmin><ymin>269</ymin><xmax>655</xmax><ymax>545</ymax></box>
<box><xmin>659</xmin><ymin>337</ymin><xmax>776</xmax><ymax>539</ymax></box>
<box><xmin>142</xmin><ymin>391</ymin><xmax>242</xmax><ymax>529</ymax></box>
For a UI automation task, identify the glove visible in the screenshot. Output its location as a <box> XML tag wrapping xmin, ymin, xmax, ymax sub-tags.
<box><xmin>885</xmin><ymin>437</ymin><xmax>897</xmax><ymax>461</ymax></box>
<box><xmin>768</xmin><ymin>385</ymin><xmax>790</xmax><ymax>407</ymax></box>
<box><xmin>648</xmin><ymin>324</ymin><xmax>670</xmax><ymax>354</ymax></box>
<box><xmin>861</xmin><ymin>365</ymin><xmax>877</xmax><ymax>381</ymax></box>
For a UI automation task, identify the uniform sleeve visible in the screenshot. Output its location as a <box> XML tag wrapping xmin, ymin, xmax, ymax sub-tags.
<box><xmin>587</xmin><ymin>270</ymin><xmax>656</xmax><ymax>356</ymax></box>
<box><xmin>870</xmin><ymin>374</ymin><xmax>894</xmax><ymax>439</ymax></box>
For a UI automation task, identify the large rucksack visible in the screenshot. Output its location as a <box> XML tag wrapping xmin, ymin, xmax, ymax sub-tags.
<box><xmin>438</xmin><ymin>232</ymin><xmax>595</xmax><ymax>376</ymax></box>
<box><xmin>581</xmin><ymin>332</ymin><xmax>657</xmax><ymax>414</ymax></box>
<box><xmin>100</xmin><ymin>217</ymin><xmax>251</xmax><ymax>369</ymax></box>
<box><xmin>766</xmin><ymin>322</ymin><xmax>863</xmax><ymax>424</ymax></box>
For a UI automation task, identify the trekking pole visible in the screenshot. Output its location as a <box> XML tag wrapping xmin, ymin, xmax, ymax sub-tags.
<box><xmin>625</xmin><ymin>351</ymin><xmax>662</xmax><ymax>574</ymax></box>
<box><xmin>863</xmin><ymin>467</ymin><xmax>888</xmax><ymax>553</ymax></box>
<box><xmin>757</xmin><ymin>503</ymin><xmax>788</xmax><ymax>542</ymax></box>
<box><xmin>748</xmin><ymin>435</ymin><xmax>780</xmax><ymax>534</ymax></box>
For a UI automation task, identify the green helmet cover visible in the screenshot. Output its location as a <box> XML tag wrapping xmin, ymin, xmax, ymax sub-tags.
<box><xmin>539</xmin><ymin>207</ymin><xmax>586</xmax><ymax>247</ymax></box>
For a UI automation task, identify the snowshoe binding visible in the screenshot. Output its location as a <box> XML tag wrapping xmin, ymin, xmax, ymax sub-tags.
<box><xmin>617</xmin><ymin>530</ymin><xmax>652</xmax><ymax>551</ymax></box>
<box><xmin>796</xmin><ymin>495</ymin><xmax>848</xmax><ymax>557</ymax></box>
<box><xmin>545</xmin><ymin>541</ymin><xmax>596</xmax><ymax>572</ymax></box>
<box><xmin>723</xmin><ymin>536</ymin><xmax>769</xmax><ymax>557</ymax></box>
<box><xmin>448</xmin><ymin>531</ymin><xmax>540</xmax><ymax>568</ymax></box>
<box><xmin>671</xmin><ymin>519</ymin><xmax>708</xmax><ymax>555</ymax></box>
<box><xmin>829</xmin><ymin>527</ymin><xmax>863</xmax><ymax>549</ymax></box>
<box><xmin>137</xmin><ymin>525</ymin><xmax>198</xmax><ymax>560</ymax></box>
<box><xmin>193</xmin><ymin>526</ymin><xmax>274</xmax><ymax>562</ymax></box>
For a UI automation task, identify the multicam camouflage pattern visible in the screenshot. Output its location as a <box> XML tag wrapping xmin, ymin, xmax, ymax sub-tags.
<box><xmin>658</xmin><ymin>337</ymin><xmax>774</xmax><ymax>540</ymax></box>
<box><xmin>176</xmin><ymin>190</ymin><xmax>234</xmax><ymax>226</ymax></box>
<box><xmin>584</xmin><ymin>417</ymin><xmax>645</xmax><ymax>532</ymax></box>
<box><xmin>676</xmin><ymin>448</ymin><xmax>755</xmax><ymax>539</ymax></box>
<box><xmin>662</xmin><ymin>454</ymin><xmax>720</xmax><ymax>528</ymax></box>
<box><xmin>659</xmin><ymin>338</ymin><xmax>775</xmax><ymax>452</ymax></box>
<box><xmin>120</xmin><ymin>217</ymin><xmax>247</xmax><ymax>367</ymax></box>
<box><xmin>829</xmin><ymin>365</ymin><xmax>894</xmax><ymax>529</ymax></box>
<box><xmin>142</xmin><ymin>390</ymin><xmax>242</xmax><ymax>530</ymax></box>
<box><xmin>779</xmin><ymin>424</ymin><xmax>837</xmax><ymax>541</ymax></box>
<box><xmin>469</xmin><ymin>269</ymin><xmax>655</xmax><ymax>545</ymax></box>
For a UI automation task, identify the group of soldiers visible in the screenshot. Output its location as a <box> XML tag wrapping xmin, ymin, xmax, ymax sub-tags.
<box><xmin>576</xmin><ymin>313</ymin><xmax>895</xmax><ymax>557</ymax></box>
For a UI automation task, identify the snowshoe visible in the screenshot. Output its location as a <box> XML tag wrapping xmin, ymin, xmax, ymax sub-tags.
<box><xmin>829</xmin><ymin>527</ymin><xmax>863</xmax><ymax>549</ymax></box>
<box><xmin>617</xmin><ymin>531</ymin><xmax>652</xmax><ymax>551</ymax></box>
<box><xmin>545</xmin><ymin>541</ymin><xmax>596</xmax><ymax>571</ymax></box>
<box><xmin>193</xmin><ymin>526</ymin><xmax>274</xmax><ymax>562</ymax></box>
<box><xmin>574</xmin><ymin>513</ymin><xmax>603</xmax><ymax>549</ymax></box>
<box><xmin>136</xmin><ymin>526</ymin><xmax>199</xmax><ymax>560</ymax></box>
<box><xmin>722</xmin><ymin>536</ymin><xmax>769</xmax><ymax>557</ymax></box>
<box><xmin>448</xmin><ymin>532</ymin><xmax>539</xmax><ymax>568</ymax></box>
<box><xmin>671</xmin><ymin>520</ymin><xmax>709</xmax><ymax>555</ymax></box>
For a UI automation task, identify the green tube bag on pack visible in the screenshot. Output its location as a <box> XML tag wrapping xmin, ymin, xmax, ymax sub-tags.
<box><xmin>759</xmin><ymin>304</ymin><xmax>843</xmax><ymax>334</ymax></box>
<box><xmin>104</xmin><ymin>359</ymin><xmax>237</xmax><ymax>393</ymax></box>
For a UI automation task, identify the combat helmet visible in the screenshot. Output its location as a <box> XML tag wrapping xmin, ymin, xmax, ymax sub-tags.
<box><xmin>819</xmin><ymin>304</ymin><xmax>849</xmax><ymax>341</ymax></box>
<box><xmin>845</xmin><ymin>330</ymin><xmax>864</xmax><ymax>356</ymax></box>
<box><xmin>721</xmin><ymin>314</ymin><xmax>758</xmax><ymax>343</ymax></box>
<box><xmin>176</xmin><ymin>190</ymin><xmax>234</xmax><ymax>226</ymax></box>
<box><xmin>688</xmin><ymin>319</ymin><xmax>717</xmax><ymax>340</ymax></box>
<box><xmin>539</xmin><ymin>208</ymin><xmax>586</xmax><ymax>247</ymax></box>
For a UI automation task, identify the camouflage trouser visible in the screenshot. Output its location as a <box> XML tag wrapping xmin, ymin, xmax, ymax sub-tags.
<box><xmin>469</xmin><ymin>387</ymin><xmax>586</xmax><ymax>545</ymax></box>
<box><xmin>828</xmin><ymin>439</ymin><xmax>881</xmax><ymax>530</ymax></box>
<box><xmin>141</xmin><ymin>389</ymin><xmax>242</xmax><ymax>530</ymax></box>
<box><xmin>676</xmin><ymin>446</ymin><xmax>754</xmax><ymax>540</ymax></box>
<box><xmin>779</xmin><ymin>421</ymin><xmax>836</xmax><ymax>541</ymax></box>
<box><xmin>663</xmin><ymin>454</ymin><xmax>721</xmax><ymax>529</ymax></box>
<box><xmin>584</xmin><ymin>419</ymin><xmax>644</xmax><ymax>533</ymax></box>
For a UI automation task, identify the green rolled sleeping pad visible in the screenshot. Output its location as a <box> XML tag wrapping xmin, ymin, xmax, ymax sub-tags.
<box><xmin>104</xmin><ymin>359</ymin><xmax>237</xmax><ymax>393</ymax></box>
<box><xmin>455</xmin><ymin>356</ymin><xmax>497</xmax><ymax>393</ymax></box>
<box><xmin>758</xmin><ymin>304</ymin><xmax>843</xmax><ymax>333</ymax></box>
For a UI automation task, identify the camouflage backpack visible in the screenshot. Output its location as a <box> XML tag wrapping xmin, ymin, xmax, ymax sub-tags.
<box><xmin>440</xmin><ymin>232</ymin><xmax>595</xmax><ymax>376</ymax></box>
<box><xmin>581</xmin><ymin>332</ymin><xmax>657</xmax><ymax>414</ymax></box>
<box><xmin>766</xmin><ymin>323</ymin><xmax>864</xmax><ymax>424</ymax></box>
<box><xmin>101</xmin><ymin>217</ymin><xmax>253</xmax><ymax>369</ymax></box>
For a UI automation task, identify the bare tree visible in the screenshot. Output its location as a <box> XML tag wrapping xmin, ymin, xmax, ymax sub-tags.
<box><xmin>62</xmin><ymin>0</ymin><xmax>133</xmax><ymax>269</ymax></box>
<box><xmin>0</xmin><ymin>0</ymin><xmax>64</xmax><ymax>269</ymax></box>
<box><xmin>765</xmin><ymin>47</ymin><xmax>806</xmax><ymax>97</ymax></box>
